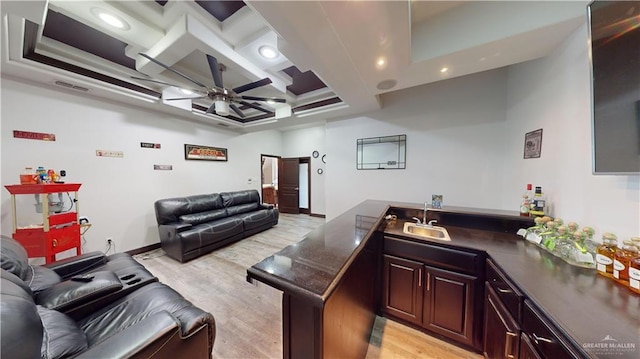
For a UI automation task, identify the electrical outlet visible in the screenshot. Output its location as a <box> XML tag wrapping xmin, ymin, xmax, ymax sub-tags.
<box><xmin>106</xmin><ymin>237</ymin><xmax>113</xmax><ymax>245</ymax></box>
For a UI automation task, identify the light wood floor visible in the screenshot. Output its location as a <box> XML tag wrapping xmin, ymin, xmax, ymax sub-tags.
<box><xmin>136</xmin><ymin>214</ymin><xmax>483</xmax><ymax>359</ymax></box>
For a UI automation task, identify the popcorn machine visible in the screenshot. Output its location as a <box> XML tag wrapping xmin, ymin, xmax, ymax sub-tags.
<box><xmin>4</xmin><ymin>183</ymin><xmax>82</xmax><ymax>263</ymax></box>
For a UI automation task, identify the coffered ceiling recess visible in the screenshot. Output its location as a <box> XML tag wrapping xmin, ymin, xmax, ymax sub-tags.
<box><xmin>1</xmin><ymin>1</ymin><xmax>587</xmax><ymax>132</ymax></box>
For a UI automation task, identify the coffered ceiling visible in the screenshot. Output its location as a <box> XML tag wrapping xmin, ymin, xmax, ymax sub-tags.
<box><xmin>1</xmin><ymin>1</ymin><xmax>588</xmax><ymax>132</ymax></box>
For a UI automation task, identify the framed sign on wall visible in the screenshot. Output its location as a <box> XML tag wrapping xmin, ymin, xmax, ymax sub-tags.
<box><xmin>184</xmin><ymin>144</ymin><xmax>228</xmax><ymax>161</ymax></box>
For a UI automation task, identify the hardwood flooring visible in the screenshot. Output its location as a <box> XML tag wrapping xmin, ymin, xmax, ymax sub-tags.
<box><xmin>136</xmin><ymin>214</ymin><xmax>482</xmax><ymax>359</ymax></box>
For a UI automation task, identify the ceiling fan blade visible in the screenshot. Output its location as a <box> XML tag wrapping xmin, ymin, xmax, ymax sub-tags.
<box><xmin>230</xmin><ymin>104</ymin><xmax>245</xmax><ymax>118</ymax></box>
<box><xmin>131</xmin><ymin>76</ymin><xmax>185</xmax><ymax>88</ymax></box>
<box><xmin>233</xmin><ymin>78</ymin><xmax>272</xmax><ymax>94</ymax></box>
<box><xmin>206</xmin><ymin>55</ymin><xmax>224</xmax><ymax>88</ymax></box>
<box><xmin>139</xmin><ymin>53</ymin><xmax>208</xmax><ymax>89</ymax></box>
<box><xmin>239</xmin><ymin>101</ymin><xmax>272</xmax><ymax>114</ymax></box>
<box><xmin>164</xmin><ymin>96</ymin><xmax>208</xmax><ymax>101</ymax></box>
<box><xmin>241</xmin><ymin>95</ymin><xmax>286</xmax><ymax>103</ymax></box>
<box><xmin>206</xmin><ymin>103</ymin><xmax>216</xmax><ymax>114</ymax></box>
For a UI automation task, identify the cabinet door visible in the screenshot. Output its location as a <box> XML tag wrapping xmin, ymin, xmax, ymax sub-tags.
<box><xmin>519</xmin><ymin>333</ymin><xmax>542</xmax><ymax>359</ymax></box>
<box><xmin>382</xmin><ymin>254</ymin><xmax>423</xmax><ymax>325</ymax></box>
<box><xmin>522</xmin><ymin>301</ymin><xmax>582</xmax><ymax>359</ymax></box>
<box><xmin>483</xmin><ymin>283</ymin><xmax>520</xmax><ymax>359</ymax></box>
<box><xmin>423</xmin><ymin>265</ymin><xmax>476</xmax><ymax>347</ymax></box>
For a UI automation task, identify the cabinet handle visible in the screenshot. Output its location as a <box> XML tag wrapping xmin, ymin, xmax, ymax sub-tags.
<box><xmin>532</xmin><ymin>333</ymin><xmax>553</xmax><ymax>344</ymax></box>
<box><xmin>504</xmin><ymin>331</ymin><xmax>518</xmax><ymax>359</ymax></box>
<box><xmin>426</xmin><ymin>272</ymin><xmax>430</xmax><ymax>291</ymax></box>
<box><xmin>497</xmin><ymin>287</ymin><xmax>512</xmax><ymax>294</ymax></box>
<box><xmin>418</xmin><ymin>268</ymin><xmax>422</xmax><ymax>287</ymax></box>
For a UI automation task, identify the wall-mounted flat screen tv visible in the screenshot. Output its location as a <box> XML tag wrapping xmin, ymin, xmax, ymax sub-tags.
<box><xmin>588</xmin><ymin>1</ymin><xmax>640</xmax><ymax>174</ymax></box>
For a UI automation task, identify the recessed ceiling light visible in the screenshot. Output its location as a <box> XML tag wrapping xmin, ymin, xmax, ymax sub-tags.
<box><xmin>440</xmin><ymin>67</ymin><xmax>449</xmax><ymax>73</ymax></box>
<box><xmin>91</xmin><ymin>8</ymin><xmax>130</xmax><ymax>30</ymax></box>
<box><xmin>376</xmin><ymin>57</ymin><xmax>387</xmax><ymax>70</ymax></box>
<box><xmin>258</xmin><ymin>45</ymin><xmax>278</xmax><ymax>59</ymax></box>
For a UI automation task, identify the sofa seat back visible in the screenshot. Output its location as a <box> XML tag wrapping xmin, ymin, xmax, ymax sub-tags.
<box><xmin>220</xmin><ymin>190</ymin><xmax>261</xmax><ymax>216</ymax></box>
<box><xmin>155</xmin><ymin>194</ymin><xmax>225</xmax><ymax>225</ymax></box>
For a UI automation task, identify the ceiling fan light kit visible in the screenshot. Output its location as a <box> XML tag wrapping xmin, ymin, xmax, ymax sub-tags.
<box><xmin>135</xmin><ymin>52</ymin><xmax>287</xmax><ymax>120</ymax></box>
<box><xmin>214</xmin><ymin>100</ymin><xmax>230</xmax><ymax>116</ymax></box>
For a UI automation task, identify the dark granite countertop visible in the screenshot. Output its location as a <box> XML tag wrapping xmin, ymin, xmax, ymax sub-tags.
<box><xmin>248</xmin><ymin>200</ymin><xmax>640</xmax><ymax>358</ymax></box>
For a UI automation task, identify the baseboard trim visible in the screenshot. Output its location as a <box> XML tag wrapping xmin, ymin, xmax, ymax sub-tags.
<box><xmin>310</xmin><ymin>213</ymin><xmax>326</xmax><ymax>218</ymax></box>
<box><xmin>126</xmin><ymin>243</ymin><xmax>161</xmax><ymax>256</ymax></box>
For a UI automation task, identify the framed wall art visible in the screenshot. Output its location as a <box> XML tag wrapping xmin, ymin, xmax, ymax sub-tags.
<box><xmin>523</xmin><ymin>129</ymin><xmax>543</xmax><ymax>159</ymax></box>
<box><xmin>184</xmin><ymin>144</ymin><xmax>228</xmax><ymax>161</ymax></box>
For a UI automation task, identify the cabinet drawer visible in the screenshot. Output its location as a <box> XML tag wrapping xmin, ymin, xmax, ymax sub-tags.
<box><xmin>486</xmin><ymin>259</ymin><xmax>523</xmax><ymax>323</ymax></box>
<box><xmin>522</xmin><ymin>300</ymin><xmax>582</xmax><ymax>359</ymax></box>
<box><xmin>384</xmin><ymin>236</ymin><xmax>482</xmax><ymax>275</ymax></box>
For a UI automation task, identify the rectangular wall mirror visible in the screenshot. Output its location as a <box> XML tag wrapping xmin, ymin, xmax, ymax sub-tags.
<box><xmin>357</xmin><ymin>134</ymin><xmax>406</xmax><ymax>170</ymax></box>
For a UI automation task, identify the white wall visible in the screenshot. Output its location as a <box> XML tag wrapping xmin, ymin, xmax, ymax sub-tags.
<box><xmin>1</xmin><ymin>78</ymin><xmax>282</xmax><ymax>256</ymax></box>
<box><xmin>325</xmin><ymin>69</ymin><xmax>508</xmax><ymax>219</ymax></box>
<box><xmin>324</xmin><ymin>23</ymin><xmax>639</xmax><ymax>240</ymax></box>
<box><xmin>502</xmin><ymin>24</ymin><xmax>640</xmax><ymax>240</ymax></box>
<box><xmin>281</xmin><ymin>126</ymin><xmax>326</xmax><ymax>215</ymax></box>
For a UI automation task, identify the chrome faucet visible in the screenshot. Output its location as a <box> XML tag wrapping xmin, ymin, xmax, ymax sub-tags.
<box><xmin>412</xmin><ymin>202</ymin><xmax>436</xmax><ymax>227</ymax></box>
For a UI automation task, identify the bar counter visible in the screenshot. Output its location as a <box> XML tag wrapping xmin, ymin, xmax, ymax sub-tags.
<box><xmin>247</xmin><ymin>200</ymin><xmax>639</xmax><ymax>359</ymax></box>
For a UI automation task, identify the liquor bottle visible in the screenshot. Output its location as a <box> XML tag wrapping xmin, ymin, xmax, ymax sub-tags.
<box><xmin>596</xmin><ymin>233</ymin><xmax>618</xmax><ymax>278</ymax></box>
<box><xmin>613</xmin><ymin>240</ymin><xmax>639</xmax><ymax>286</ymax></box>
<box><xmin>529</xmin><ymin>186</ymin><xmax>546</xmax><ymax>216</ymax></box>
<box><xmin>520</xmin><ymin>184</ymin><xmax>532</xmax><ymax>216</ymax></box>
<box><xmin>629</xmin><ymin>251</ymin><xmax>640</xmax><ymax>294</ymax></box>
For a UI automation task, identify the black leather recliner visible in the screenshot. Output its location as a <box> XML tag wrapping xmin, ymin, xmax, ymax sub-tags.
<box><xmin>0</xmin><ymin>235</ymin><xmax>215</xmax><ymax>358</ymax></box>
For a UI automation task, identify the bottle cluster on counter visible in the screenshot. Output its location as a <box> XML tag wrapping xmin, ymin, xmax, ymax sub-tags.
<box><xmin>519</xmin><ymin>184</ymin><xmax>546</xmax><ymax>217</ymax></box>
<box><xmin>522</xmin><ymin>218</ymin><xmax>640</xmax><ymax>295</ymax></box>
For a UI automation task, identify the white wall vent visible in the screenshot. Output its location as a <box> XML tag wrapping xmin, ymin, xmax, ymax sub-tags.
<box><xmin>54</xmin><ymin>80</ymin><xmax>90</xmax><ymax>92</ymax></box>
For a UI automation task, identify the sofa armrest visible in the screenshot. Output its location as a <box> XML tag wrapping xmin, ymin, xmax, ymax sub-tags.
<box><xmin>75</xmin><ymin>311</ymin><xmax>181</xmax><ymax>359</ymax></box>
<box><xmin>43</xmin><ymin>251</ymin><xmax>107</xmax><ymax>279</ymax></box>
<box><xmin>158</xmin><ymin>223</ymin><xmax>192</xmax><ymax>262</ymax></box>
<box><xmin>35</xmin><ymin>271</ymin><xmax>123</xmax><ymax>312</ymax></box>
<box><xmin>259</xmin><ymin>203</ymin><xmax>275</xmax><ymax>210</ymax></box>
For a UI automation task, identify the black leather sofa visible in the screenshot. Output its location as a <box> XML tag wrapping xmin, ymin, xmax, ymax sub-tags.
<box><xmin>154</xmin><ymin>189</ymin><xmax>279</xmax><ymax>262</ymax></box>
<box><xmin>0</xmin><ymin>235</ymin><xmax>215</xmax><ymax>358</ymax></box>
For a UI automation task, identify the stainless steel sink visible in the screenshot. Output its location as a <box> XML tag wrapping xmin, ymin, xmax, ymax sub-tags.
<box><xmin>403</xmin><ymin>222</ymin><xmax>451</xmax><ymax>241</ymax></box>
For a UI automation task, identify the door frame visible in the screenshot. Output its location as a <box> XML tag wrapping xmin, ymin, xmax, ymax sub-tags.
<box><xmin>299</xmin><ymin>157</ymin><xmax>311</xmax><ymax>214</ymax></box>
<box><xmin>260</xmin><ymin>154</ymin><xmax>281</xmax><ymax>206</ymax></box>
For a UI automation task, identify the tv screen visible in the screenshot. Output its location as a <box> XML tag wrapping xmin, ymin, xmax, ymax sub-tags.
<box><xmin>588</xmin><ymin>1</ymin><xmax>640</xmax><ymax>174</ymax></box>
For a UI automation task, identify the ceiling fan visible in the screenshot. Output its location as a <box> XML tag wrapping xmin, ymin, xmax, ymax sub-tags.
<box><xmin>132</xmin><ymin>53</ymin><xmax>286</xmax><ymax>118</ymax></box>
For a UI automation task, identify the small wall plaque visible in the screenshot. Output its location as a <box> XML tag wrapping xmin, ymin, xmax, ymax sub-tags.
<box><xmin>96</xmin><ymin>150</ymin><xmax>124</xmax><ymax>158</ymax></box>
<box><xmin>141</xmin><ymin>142</ymin><xmax>161</xmax><ymax>149</ymax></box>
<box><xmin>154</xmin><ymin>164</ymin><xmax>173</xmax><ymax>170</ymax></box>
<box><xmin>13</xmin><ymin>130</ymin><xmax>56</xmax><ymax>141</ymax></box>
<box><xmin>524</xmin><ymin>129</ymin><xmax>543</xmax><ymax>159</ymax></box>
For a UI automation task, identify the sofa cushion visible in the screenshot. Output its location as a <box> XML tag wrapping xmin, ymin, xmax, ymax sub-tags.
<box><xmin>221</xmin><ymin>190</ymin><xmax>260</xmax><ymax>207</ymax></box>
<box><xmin>179</xmin><ymin>217</ymin><xmax>244</xmax><ymax>253</ymax></box>
<box><xmin>237</xmin><ymin>209</ymin><xmax>279</xmax><ymax>230</ymax></box>
<box><xmin>27</xmin><ymin>266</ymin><xmax>62</xmax><ymax>293</ymax></box>
<box><xmin>179</xmin><ymin>209</ymin><xmax>228</xmax><ymax>225</ymax></box>
<box><xmin>1</xmin><ymin>235</ymin><xmax>30</xmax><ymax>280</ymax></box>
<box><xmin>38</xmin><ymin>306</ymin><xmax>88</xmax><ymax>359</ymax></box>
<box><xmin>226</xmin><ymin>202</ymin><xmax>259</xmax><ymax>216</ymax></box>
<box><xmin>155</xmin><ymin>194</ymin><xmax>224</xmax><ymax>225</ymax></box>
<box><xmin>1</xmin><ymin>273</ymin><xmax>43</xmax><ymax>359</ymax></box>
